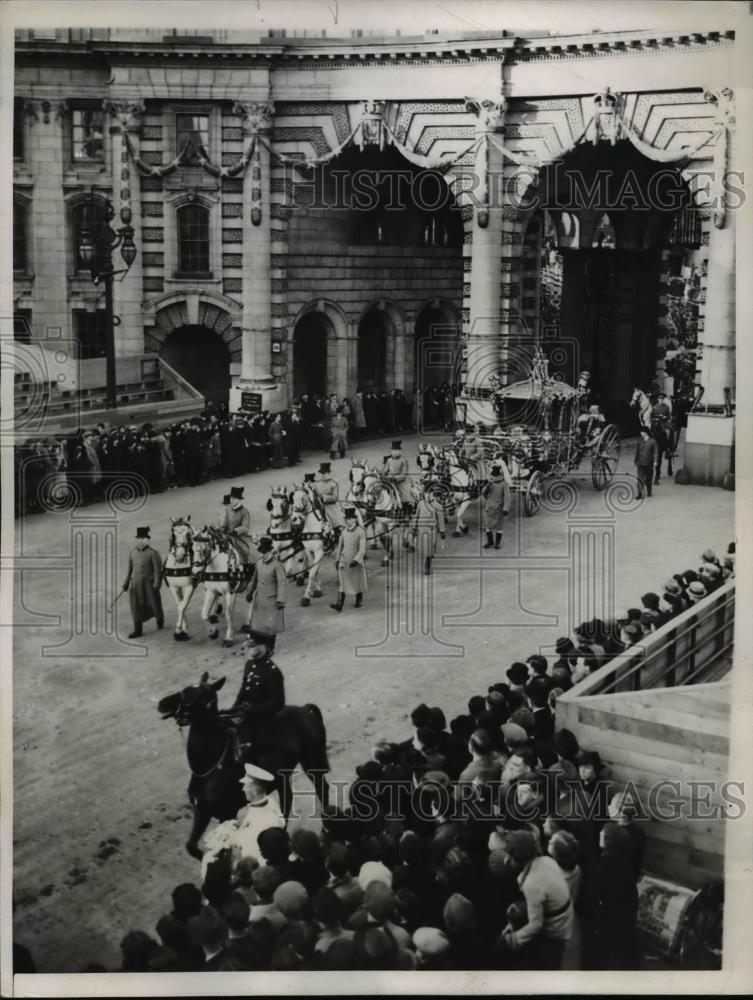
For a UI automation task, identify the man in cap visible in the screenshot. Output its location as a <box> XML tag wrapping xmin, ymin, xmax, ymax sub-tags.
<box><xmin>245</xmin><ymin>537</ymin><xmax>286</xmax><ymax>650</ymax></box>
<box><xmin>499</xmin><ymin>829</ymin><xmax>572</xmax><ymax>969</ymax></box>
<box><xmin>482</xmin><ymin>459</ymin><xmax>513</xmax><ymax>549</ymax></box>
<box><xmin>315</xmin><ymin>462</ymin><xmax>345</xmax><ymax>530</ymax></box>
<box><xmin>331</xmin><ymin>507</ymin><xmax>367</xmax><ymax>611</ymax></box>
<box><xmin>200</xmin><ymin>762</ymin><xmax>285</xmax><ymax>878</ymax></box>
<box><xmin>634</xmin><ymin>427</ymin><xmax>657</xmax><ymax>499</ymax></box>
<box><xmin>381</xmin><ymin>441</ymin><xmax>413</xmax><ymax>514</ymax></box>
<box><xmin>221</xmin><ymin>486</ymin><xmax>253</xmax><ymax>563</ymax></box>
<box><xmin>122</xmin><ymin>527</ymin><xmax>164</xmax><ymax>639</ymax></box>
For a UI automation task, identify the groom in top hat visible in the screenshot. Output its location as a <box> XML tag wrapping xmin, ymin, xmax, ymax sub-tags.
<box><xmin>314</xmin><ymin>461</ymin><xmax>344</xmax><ymax>530</ymax></box>
<box><xmin>382</xmin><ymin>440</ymin><xmax>413</xmax><ymax>513</ymax></box>
<box><xmin>122</xmin><ymin>526</ymin><xmax>164</xmax><ymax>639</ymax></box>
<box><xmin>221</xmin><ymin>485</ymin><xmax>252</xmax><ymax>562</ymax></box>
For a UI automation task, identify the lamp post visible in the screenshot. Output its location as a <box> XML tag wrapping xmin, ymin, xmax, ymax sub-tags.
<box><xmin>77</xmin><ymin>190</ymin><xmax>137</xmax><ymax>409</ymax></box>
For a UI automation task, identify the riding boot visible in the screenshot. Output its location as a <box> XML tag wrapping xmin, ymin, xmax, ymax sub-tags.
<box><xmin>354</xmin><ymin>593</ymin><xmax>363</xmax><ymax>608</ymax></box>
<box><xmin>494</xmin><ymin>533</ymin><xmax>502</xmax><ymax>549</ymax></box>
<box><xmin>483</xmin><ymin>531</ymin><xmax>494</xmax><ymax>549</ymax></box>
<box><xmin>128</xmin><ymin>624</ymin><xmax>143</xmax><ymax>639</ymax></box>
<box><xmin>330</xmin><ymin>591</ymin><xmax>344</xmax><ymax>612</ymax></box>
<box><xmin>424</xmin><ymin>557</ymin><xmax>432</xmax><ymax>576</ymax></box>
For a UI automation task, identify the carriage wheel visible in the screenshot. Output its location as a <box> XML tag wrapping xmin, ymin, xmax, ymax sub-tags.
<box><xmin>592</xmin><ymin>423</ymin><xmax>621</xmax><ymax>491</ymax></box>
<box><xmin>524</xmin><ymin>470</ymin><xmax>543</xmax><ymax>517</ymax></box>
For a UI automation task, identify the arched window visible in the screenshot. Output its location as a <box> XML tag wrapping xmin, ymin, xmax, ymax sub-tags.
<box><xmin>177</xmin><ymin>204</ymin><xmax>210</xmax><ymax>276</ymax></box>
<box><xmin>71</xmin><ymin>200</ymin><xmax>106</xmax><ymax>274</ymax></box>
<box><xmin>13</xmin><ymin>200</ymin><xmax>28</xmax><ymax>273</ymax></box>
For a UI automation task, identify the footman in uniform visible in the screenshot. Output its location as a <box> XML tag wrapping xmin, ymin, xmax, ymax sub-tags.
<box><xmin>122</xmin><ymin>526</ymin><xmax>164</xmax><ymax>639</ymax></box>
<box><xmin>382</xmin><ymin>441</ymin><xmax>413</xmax><ymax>514</ymax></box>
<box><xmin>408</xmin><ymin>482</ymin><xmax>446</xmax><ymax>575</ymax></box>
<box><xmin>331</xmin><ymin>507</ymin><xmax>367</xmax><ymax>611</ymax></box>
<box><xmin>315</xmin><ymin>462</ymin><xmax>344</xmax><ymax>531</ymax></box>
<box><xmin>482</xmin><ymin>460</ymin><xmax>513</xmax><ymax>549</ymax></box>
<box><xmin>245</xmin><ymin>536</ymin><xmax>286</xmax><ymax>650</ymax></box>
<box><xmin>222</xmin><ymin>486</ymin><xmax>253</xmax><ymax>563</ymax></box>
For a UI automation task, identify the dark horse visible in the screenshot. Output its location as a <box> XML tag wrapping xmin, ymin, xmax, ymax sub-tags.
<box><xmin>157</xmin><ymin>672</ymin><xmax>331</xmax><ymax>858</ymax></box>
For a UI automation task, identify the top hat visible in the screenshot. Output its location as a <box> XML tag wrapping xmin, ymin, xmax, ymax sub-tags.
<box><xmin>303</xmin><ymin>472</ymin><xmax>316</xmax><ymax>483</ymax></box>
<box><xmin>257</xmin><ymin>536</ymin><xmax>274</xmax><ymax>554</ymax></box>
<box><xmin>391</xmin><ymin>440</ymin><xmax>402</xmax><ymax>450</ymax></box>
<box><xmin>344</xmin><ymin>507</ymin><xmax>357</xmax><ymax>519</ymax></box>
<box><xmin>319</xmin><ymin>462</ymin><xmax>331</xmax><ymax>473</ymax></box>
<box><xmin>239</xmin><ymin>762</ymin><xmax>275</xmax><ymax>785</ymax></box>
<box><xmin>222</xmin><ymin>494</ymin><xmax>231</xmax><ymax>505</ymax></box>
<box><xmin>490</xmin><ymin>464</ymin><xmax>502</xmax><ymax>475</ymax></box>
<box><xmin>230</xmin><ymin>486</ymin><xmax>244</xmax><ymax>500</ymax></box>
<box><xmin>135</xmin><ymin>527</ymin><xmax>150</xmax><ymax>539</ymax></box>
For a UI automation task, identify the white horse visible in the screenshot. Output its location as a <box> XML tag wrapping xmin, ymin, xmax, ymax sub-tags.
<box><xmin>290</xmin><ymin>484</ymin><xmax>338</xmax><ymax>606</ymax></box>
<box><xmin>437</xmin><ymin>447</ymin><xmax>478</xmax><ymax>537</ymax></box>
<box><xmin>630</xmin><ymin>387</ymin><xmax>652</xmax><ymax>429</ymax></box>
<box><xmin>360</xmin><ymin>469</ymin><xmax>404</xmax><ymax>565</ymax></box>
<box><xmin>190</xmin><ymin>527</ymin><xmax>252</xmax><ymax>647</ymax></box>
<box><xmin>266</xmin><ymin>488</ymin><xmax>307</xmax><ymax>583</ymax></box>
<box><xmin>164</xmin><ymin>516</ymin><xmax>196</xmax><ymax>641</ymax></box>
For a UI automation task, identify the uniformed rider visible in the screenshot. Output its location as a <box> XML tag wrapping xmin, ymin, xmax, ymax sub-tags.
<box><xmin>221</xmin><ymin>485</ymin><xmax>253</xmax><ymax>562</ymax></box>
<box><xmin>314</xmin><ymin>461</ymin><xmax>344</xmax><ymax>530</ymax></box>
<box><xmin>229</xmin><ymin>642</ymin><xmax>286</xmax><ymax>761</ymax></box>
<box><xmin>381</xmin><ymin>440</ymin><xmax>413</xmax><ymax>514</ymax></box>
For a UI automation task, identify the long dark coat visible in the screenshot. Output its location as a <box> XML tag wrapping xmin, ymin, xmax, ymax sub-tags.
<box><xmin>123</xmin><ymin>545</ymin><xmax>164</xmax><ymax>625</ymax></box>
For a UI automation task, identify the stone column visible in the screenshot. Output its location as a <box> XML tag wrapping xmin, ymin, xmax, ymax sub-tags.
<box><xmin>229</xmin><ymin>100</ymin><xmax>284</xmax><ymax>413</ymax></box>
<box><xmin>463</xmin><ymin>99</ymin><xmax>505</xmax><ymax>426</ymax></box>
<box><xmin>104</xmin><ymin>100</ymin><xmax>145</xmax><ymax>359</ymax></box>
<box><xmin>26</xmin><ymin>99</ymin><xmax>69</xmax><ymax>342</ymax></box>
<box><xmin>700</xmin><ymin>220</ymin><xmax>735</xmax><ymax>407</ymax></box>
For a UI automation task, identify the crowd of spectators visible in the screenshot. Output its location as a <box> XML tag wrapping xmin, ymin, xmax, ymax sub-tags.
<box><xmin>14</xmin><ymin>384</ymin><xmax>458</xmax><ymax>517</ymax></box>
<box><xmin>13</xmin><ymin>540</ymin><xmax>732</xmax><ymax>974</ymax></box>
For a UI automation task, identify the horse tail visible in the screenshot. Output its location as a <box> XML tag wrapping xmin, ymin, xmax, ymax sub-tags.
<box><xmin>303</xmin><ymin>703</ymin><xmax>329</xmax><ymax>771</ymax></box>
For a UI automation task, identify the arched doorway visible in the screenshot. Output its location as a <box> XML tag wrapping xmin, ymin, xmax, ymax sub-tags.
<box><xmin>293</xmin><ymin>312</ymin><xmax>329</xmax><ymax>398</ymax></box>
<box><xmin>414</xmin><ymin>301</ymin><xmax>459</xmax><ymax>393</ymax></box>
<box><xmin>357</xmin><ymin>309</ymin><xmax>390</xmax><ymax>391</ymax></box>
<box><xmin>160</xmin><ymin>325</ymin><xmax>230</xmax><ymax>403</ymax></box>
<box><xmin>529</xmin><ymin>142</ymin><xmax>695</xmax><ymax>428</ymax></box>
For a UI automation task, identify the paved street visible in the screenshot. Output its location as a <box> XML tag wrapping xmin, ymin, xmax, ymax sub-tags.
<box><xmin>12</xmin><ymin>432</ymin><xmax>734</xmax><ymax>971</ymax></box>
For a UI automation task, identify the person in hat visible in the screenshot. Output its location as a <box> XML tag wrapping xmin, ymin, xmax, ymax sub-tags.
<box><xmin>122</xmin><ymin>527</ymin><xmax>164</xmax><ymax>639</ymax></box>
<box><xmin>686</xmin><ymin>579</ymin><xmax>707</xmax><ymax>604</ymax></box>
<box><xmin>381</xmin><ymin>441</ymin><xmax>413</xmax><ymax>513</ymax></box>
<box><xmin>201</xmin><ymin>761</ymin><xmax>285</xmax><ymax>880</ymax></box>
<box><xmin>220</xmin><ymin>486</ymin><xmax>253</xmax><ymax>563</ymax></box>
<box><xmin>331</xmin><ymin>507</ymin><xmax>367</xmax><ymax>611</ymax></box>
<box><xmin>547</xmin><ymin>830</ymin><xmax>583</xmax><ymax>970</ymax></box>
<box><xmin>407</xmin><ymin>481</ymin><xmax>446</xmax><ymax>576</ymax></box>
<box><xmin>231</xmin><ymin>643</ymin><xmax>286</xmax><ymax>760</ymax></box>
<box><xmin>699</xmin><ymin>562</ymin><xmax>722</xmax><ymax>593</ymax></box>
<box><xmin>634</xmin><ymin>427</ymin><xmax>657</xmax><ymax>499</ymax></box>
<box><xmin>245</xmin><ymin>537</ymin><xmax>286</xmax><ymax>650</ymax></box>
<box><xmin>506</xmin><ymin>661</ymin><xmax>529</xmax><ymax>694</ymax></box>
<box><xmin>329</xmin><ymin>407</ymin><xmax>349</xmax><ymax>461</ymax></box>
<box><xmin>458</xmin><ymin>424</ymin><xmax>487</xmax><ymax>489</ymax></box>
<box><xmin>499</xmin><ymin>829</ymin><xmax>572</xmax><ymax>969</ymax></box>
<box><xmin>315</xmin><ymin>462</ymin><xmax>345</xmax><ymax>530</ymax></box>
<box><xmin>482</xmin><ymin>459</ymin><xmax>513</xmax><ymax>549</ymax></box>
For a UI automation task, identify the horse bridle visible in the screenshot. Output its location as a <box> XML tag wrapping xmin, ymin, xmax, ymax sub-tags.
<box><xmin>169</xmin><ymin>684</ymin><xmax>232</xmax><ymax>778</ymax></box>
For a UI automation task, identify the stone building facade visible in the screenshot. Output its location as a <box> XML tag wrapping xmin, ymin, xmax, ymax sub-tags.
<box><xmin>13</xmin><ymin>27</ymin><xmax>738</xmax><ymax>455</ymax></box>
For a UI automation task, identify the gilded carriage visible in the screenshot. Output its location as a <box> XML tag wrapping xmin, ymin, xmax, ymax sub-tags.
<box><xmin>476</xmin><ymin>350</ymin><xmax>621</xmax><ymax>516</ymax></box>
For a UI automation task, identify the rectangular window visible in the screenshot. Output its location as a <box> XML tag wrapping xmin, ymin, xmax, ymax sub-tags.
<box><xmin>74</xmin><ymin>310</ymin><xmax>108</xmax><ymax>360</ymax></box>
<box><xmin>71</xmin><ymin>108</ymin><xmax>104</xmax><ymax>161</ymax></box>
<box><xmin>14</xmin><ymin>311</ymin><xmax>32</xmax><ymax>344</ymax></box>
<box><xmin>177</xmin><ymin>204</ymin><xmax>210</xmax><ymax>275</ymax></box>
<box><xmin>175</xmin><ymin>113</ymin><xmax>209</xmax><ymax>164</ymax></box>
<box><xmin>14</xmin><ymin>203</ymin><xmax>27</xmax><ymax>273</ymax></box>
<box><xmin>14</xmin><ymin>99</ymin><xmax>23</xmax><ymax>160</ymax></box>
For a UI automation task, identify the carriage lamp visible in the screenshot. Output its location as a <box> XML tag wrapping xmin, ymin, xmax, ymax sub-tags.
<box><xmin>119</xmin><ymin>225</ymin><xmax>137</xmax><ymax>270</ymax></box>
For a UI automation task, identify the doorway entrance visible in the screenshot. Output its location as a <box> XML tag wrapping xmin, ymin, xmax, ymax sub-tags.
<box><xmin>160</xmin><ymin>325</ymin><xmax>230</xmax><ymax>403</ymax></box>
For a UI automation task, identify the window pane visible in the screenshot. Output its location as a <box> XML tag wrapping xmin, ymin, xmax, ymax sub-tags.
<box><xmin>13</xmin><ymin>203</ymin><xmax>27</xmax><ymax>272</ymax></box>
<box><xmin>14</xmin><ymin>100</ymin><xmax>23</xmax><ymax>159</ymax></box>
<box><xmin>176</xmin><ymin>114</ymin><xmax>209</xmax><ymax>163</ymax></box>
<box><xmin>177</xmin><ymin>205</ymin><xmax>210</xmax><ymax>273</ymax></box>
<box><xmin>74</xmin><ymin>310</ymin><xmax>107</xmax><ymax>360</ymax></box>
<box><xmin>72</xmin><ymin>109</ymin><xmax>104</xmax><ymax>160</ymax></box>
